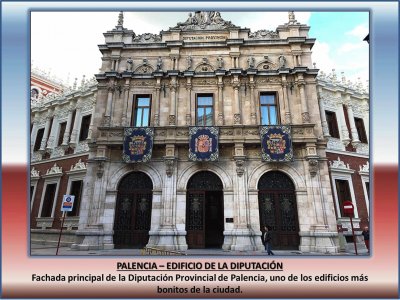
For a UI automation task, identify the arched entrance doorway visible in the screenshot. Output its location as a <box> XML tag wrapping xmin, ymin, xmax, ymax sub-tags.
<box><xmin>258</xmin><ymin>171</ymin><xmax>299</xmax><ymax>250</ymax></box>
<box><xmin>186</xmin><ymin>171</ymin><xmax>224</xmax><ymax>249</ymax></box>
<box><xmin>113</xmin><ymin>172</ymin><xmax>153</xmax><ymax>249</ymax></box>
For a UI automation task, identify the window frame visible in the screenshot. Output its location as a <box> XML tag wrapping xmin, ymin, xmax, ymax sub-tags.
<box><xmin>38</xmin><ymin>178</ymin><xmax>61</xmax><ymax>218</ymax></box>
<box><xmin>30</xmin><ymin>176</ymin><xmax>40</xmax><ymax>211</ymax></box>
<box><xmin>79</xmin><ymin>114</ymin><xmax>92</xmax><ymax>141</ymax></box>
<box><xmin>66</xmin><ymin>179</ymin><xmax>83</xmax><ymax>217</ymax></box>
<box><xmin>33</xmin><ymin>127</ymin><xmax>45</xmax><ymax>151</ymax></box>
<box><xmin>131</xmin><ymin>95</ymin><xmax>152</xmax><ymax>127</ymax></box>
<box><xmin>329</xmin><ymin>171</ymin><xmax>359</xmax><ymax>219</ymax></box>
<box><xmin>195</xmin><ymin>93</ymin><xmax>214</xmax><ymax>126</ymax></box>
<box><xmin>325</xmin><ymin>110</ymin><xmax>340</xmax><ymax>138</ymax></box>
<box><xmin>354</xmin><ymin>117</ymin><xmax>368</xmax><ymax>144</ymax></box>
<box><xmin>57</xmin><ymin>121</ymin><xmax>67</xmax><ymax>146</ymax></box>
<box><xmin>259</xmin><ymin>92</ymin><xmax>280</xmax><ymax>125</ymax></box>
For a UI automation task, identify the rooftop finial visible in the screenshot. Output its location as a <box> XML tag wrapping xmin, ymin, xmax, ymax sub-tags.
<box><xmin>117</xmin><ymin>11</ymin><xmax>124</xmax><ymax>27</ymax></box>
<box><xmin>288</xmin><ymin>11</ymin><xmax>297</xmax><ymax>24</ymax></box>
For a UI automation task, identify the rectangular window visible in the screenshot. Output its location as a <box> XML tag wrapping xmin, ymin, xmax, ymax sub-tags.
<box><xmin>79</xmin><ymin>115</ymin><xmax>91</xmax><ymax>141</ymax></box>
<box><xmin>34</xmin><ymin>128</ymin><xmax>45</xmax><ymax>151</ymax></box>
<box><xmin>132</xmin><ymin>95</ymin><xmax>151</xmax><ymax>127</ymax></box>
<box><xmin>365</xmin><ymin>182</ymin><xmax>370</xmax><ymax>200</ymax></box>
<box><xmin>325</xmin><ymin>111</ymin><xmax>340</xmax><ymax>138</ymax></box>
<box><xmin>196</xmin><ymin>94</ymin><xmax>213</xmax><ymax>126</ymax></box>
<box><xmin>260</xmin><ymin>93</ymin><xmax>279</xmax><ymax>125</ymax></box>
<box><xmin>41</xmin><ymin>183</ymin><xmax>57</xmax><ymax>217</ymax></box>
<box><xmin>335</xmin><ymin>179</ymin><xmax>352</xmax><ymax>217</ymax></box>
<box><xmin>57</xmin><ymin>122</ymin><xmax>67</xmax><ymax>146</ymax></box>
<box><xmin>67</xmin><ymin>180</ymin><xmax>83</xmax><ymax>217</ymax></box>
<box><xmin>30</xmin><ymin>185</ymin><xmax>35</xmax><ymax>201</ymax></box>
<box><xmin>355</xmin><ymin>117</ymin><xmax>368</xmax><ymax>143</ymax></box>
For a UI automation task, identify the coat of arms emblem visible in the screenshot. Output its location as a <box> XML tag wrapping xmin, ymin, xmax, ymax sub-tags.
<box><xmin>195</xmin><ymin>134</ymin><xmax>212</xmax><ymax>153</ymax></box>
<box><xmin>266</xmin><ymin>133</ymin><xmax>286</xmax><ymax>154</ymax></box>
<box><xmin>129</xmin><ymin>135</ymin><xmax>147</xmax><ymax>155</ymax></box>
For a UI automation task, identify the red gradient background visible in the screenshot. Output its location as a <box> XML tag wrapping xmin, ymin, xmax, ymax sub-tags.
<box><xmin>1</xmin><ymin>164</ymin><xmax>398</xmax><ymax>298</ymax></box>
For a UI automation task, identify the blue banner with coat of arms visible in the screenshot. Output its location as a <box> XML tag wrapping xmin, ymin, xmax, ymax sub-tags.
<box><xmin>123</xmin><ymin>127</ymin><xmax>153</xmax><ymax>163</ymax></box>
<box><xmin>189</xmin><ymin>127</ymin><xmax>219</xmax><ymax>161</ymax></box>
<box><xmin>260</xmin><ymin>125</ymin><xmax>293</xmax><ymax>162</ymax></box>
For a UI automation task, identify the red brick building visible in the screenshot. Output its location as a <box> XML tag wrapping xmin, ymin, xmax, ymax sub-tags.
<box><xmin>317</xmin><ymin>70</ymin><xmax>369</xmax><ymax>253</ymax></box>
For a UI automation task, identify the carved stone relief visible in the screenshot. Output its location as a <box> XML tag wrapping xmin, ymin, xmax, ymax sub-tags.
<box><xmin>132</xmin><ymin>33</ymin><xmax>162</xmax><ymax>43</ymax></box>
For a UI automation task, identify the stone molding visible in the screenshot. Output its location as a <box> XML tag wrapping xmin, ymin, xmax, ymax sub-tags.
<box><xmin>176</xmin><ymin>162</ymin><xmax>233</xmax><ymax>191</ymax></box>
<box><xmin>247</xmin><ymin>163</ymin><xmax>306</xmax><ymax>190</ymax></box>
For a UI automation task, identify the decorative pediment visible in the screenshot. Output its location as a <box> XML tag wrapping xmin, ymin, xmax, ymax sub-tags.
<box><xmin>70</xmin><ymin>159</ymin><xmax>87</xmax><ymax>171</ymax></box>
<box><xmin>132</xmin><ymin>33</ymin><xmax>162</xmax><ymax>43</ymax></box>
<box><xmin>31</xmin><ymin>167</ymin><xmax>40</xmax><ymax>178</ymax></box>
<box><xmin>248</xmin><ymin>30</ymin><xmax>279</xmax><ymax>40</ymax></box>
<box><xmin>171</xmin><ymin>11</ymin><xmax>236</xmax><ymax>31</ymax></box>
<box><xmin>45</xmin><ymin>163</ymin><xmax>62</xmax><ymax>175</ymax></box>
<box><xmin>256</xmin><ymin>57</ymin><xmax>279</xmax><ymax>71</ymax></box>
<box><xmin>359</xmin><ymin>162</ymin><xmax>369</xmax><ymax>175</ymax></box>
<box><xmin>194</xmin><ymin>63</ymin><xmax>215</xmax><ymax>73</ymax></box>
<box><xmin>134</xmin><ymin>63</ymin><xmax>155</xmax><ymax>74</ymax></box>
<box><xmin>329</xmin><ymin>157</ymin><xmax>349</xmax><ymax>169</ymax></box>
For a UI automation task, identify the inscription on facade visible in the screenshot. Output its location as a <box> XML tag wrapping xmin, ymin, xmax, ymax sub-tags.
<box><xmin>182</xmin><ymin>35</ymin><xmax>228</xmax><ymax>41</ymax></box>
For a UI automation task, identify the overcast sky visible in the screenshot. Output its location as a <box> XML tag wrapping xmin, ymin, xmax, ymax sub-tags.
<box><xmin>31</xmin><ymin>11</ymin><xmax>369</xmax><ymax>87</ymax></box>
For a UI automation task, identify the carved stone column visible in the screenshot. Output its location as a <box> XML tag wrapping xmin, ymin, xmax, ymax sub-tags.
<box><xmin>233</xmin><ymin>76</ymin><xmax>241</xmax><ymax>125</ymax></box>
<box><xmin>186</xmin><ymin>78</ymin><xmax>192</xmax><ymax>126</ymax></box>
<box><xmin>30</xmin><ymin>120</ymin><xmax>38</xmax><ymax>152</ymax></box>
<box><xmin>46</xmin><ymin>110</ymin><xmax>59</xmax><ymax>150</ymax></box>
<box><xmin>150</xmin><ymin>154</ymin><xmax>186</xmax><ymax>250</ymax></box>
<box><xmin>62</xmin><ymin>106</ymin><xmax>74</xmax><ymax>145</ymax></box>
<box><xmin>87</xmin><ymin>108</ymin><xmax>95</xmax><ymax>140</ymax></box>
<box><xmin>153</xmin><ymin>84</ymin><xmax>161</xmax><ymax>126</ymax></box>
<box><xmin>229</xmin><ymin>148</ymin><xmax>262</xmax><ymax>251</ymax></box>
<box><xmin>249</xmin><ymin>76</ymin><xmax>257</xmax><ymax>125</ymax></box>
<box><xmin>103</xmin><ymin>82</ymin><xmax>114</xmax><ymax>126</ymax></box>
<box><xmin>217</xmin><ymin>76</ymin><xmax>224</xmax><ymax>125</ymax></box>
<box><xmin>318</xmin><ymin>88</ymin><xmax>330</xmax><ymax>138</ymax></box>
<box><xmin>346</xmin><ymin>102</ymin><xmax>360</xmax><ymax>147</ymax></box>
<box><xmin>169</xmin><ymin>76</ymin><xmax>177</xmax><ymax>125</ymax></box>
<box><xmin>281</xmin><ymin>74</ymin><xmax>292</xmax><ymax>124</ymax></box>
<box><xmin>338</xmin><ymin>102</ymin><xmax>351</xmax><ymax>146</ymax></box>
<box><xmin>121</xmin><ymin>81</ymin><xmax>130</xmax><ymax>126</ymax></box>
<box><xmin>69</xmin><ymin>104</ymin><xmax>82</xmax><ymax>147</ymax></box>
<box><xmin>298</xmin><ymin>76</ymin><xmax>310</xmax><ymax>123</ymax></box>
<box><xmin>303</xmin><ymin>154</ymin><xmax>340</xmax><ymax>254</ymax></box>
<box><xmin>39</xmin><ymin>115</ymin><xmax>52</xmax><ymax>151</ymax></box>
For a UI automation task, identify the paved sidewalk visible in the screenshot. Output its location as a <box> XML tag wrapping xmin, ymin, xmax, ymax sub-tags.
<box><xmin>31</xmin><ymin>244</ymin><xmax>364</xmax><ymax>256</ymax></box>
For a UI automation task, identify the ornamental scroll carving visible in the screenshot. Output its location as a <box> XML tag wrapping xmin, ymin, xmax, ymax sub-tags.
<box><xmin>192</xmin><ymin>78</ymin><xmax>217</xmax><ymax>86</ymax></box>
<box><xmin>132</xmin><ymin>33</ymin><xmax>162</xmax><ymax>43</ymax></box>
<box><xmin>256</xmin><ymin>77</ymin><xmax>281</xmax><ymax>84</ymax></box>
<box><xmin>248</xmin><ymin>30</ymin><xmax>279</xmax><ymax>40</ymax></box>
<box><xmin>308</xmin><ymin>159</ymin><xmax>319</xmax><ymax>177</ymax></box>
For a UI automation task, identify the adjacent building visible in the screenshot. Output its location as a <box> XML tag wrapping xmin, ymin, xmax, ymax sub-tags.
<box><xmin>317</xmin><ymin>70</ymin><xmax>369</xmax><ymax>252</ymax></box>
<box><xmin>30</xmin><ymin>11</ymin><xmax>369</xmax><ymax>254</ymax></box>
<box><xmin>30</xmin><ymin>70</ymin><xmax>97</xmax><ymax>246</ymax></box>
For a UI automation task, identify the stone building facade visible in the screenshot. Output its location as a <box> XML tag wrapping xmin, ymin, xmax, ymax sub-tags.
<box><xmin>30</xmin><ymin>73</ymin><xmax>97</xmax><ymax>245</ymax></box>
<box><xmin>69</xmin><ymin>11</ymin><xmax>341</xmax><ymax>253</ymax></box>
<box><xmin>317</xmin><ymin>71</ymin><xmax>369</xmax><ymax>253</ymax></box>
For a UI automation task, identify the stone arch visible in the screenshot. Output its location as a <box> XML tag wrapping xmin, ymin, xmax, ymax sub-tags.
<box><xmin>134</xmin><ymin>64</ymin><xmax>155</xmax><ymax>74</ymax></box>
<box><xmin>256</xmin><ymin>59</ymin><xmax>278</xmax><ymax>71</ymax></box>
<box><xmin>107</xmin><ymin>163</ymin><xmax>163</xmax><ymax>191</ymax></box>
<box><xmin>177</xmin><ymin>163</ymin><xmax>233</xmax><ymax>191</ymax></box>
<box><xmin>248</xmin><ymin>163</ymin><xmax>306</xmax><ymax>191</ymax></box>
<box><xmin>194</xmin><ymin>63</ymin><xmax>215</xmax><ymax>73</ymax></box>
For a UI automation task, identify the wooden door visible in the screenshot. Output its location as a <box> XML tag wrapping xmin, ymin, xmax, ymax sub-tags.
<box><xmin>258</xmin><ymin>171</ymin><xmax>299</xmax><ymax>250</ymax></box>
<box><xmin>186</xmin><ymin>191</ymin><xmax>205</xmax><ymax>248</ymax></box>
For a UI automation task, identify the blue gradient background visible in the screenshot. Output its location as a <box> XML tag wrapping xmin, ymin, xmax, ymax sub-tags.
<box><xmin>1</xmin><ymin>1</ymin><xmax>398</xmax><ymax>166</ymax></box>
